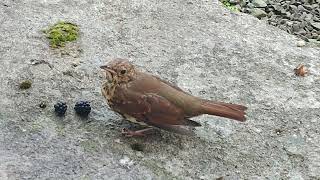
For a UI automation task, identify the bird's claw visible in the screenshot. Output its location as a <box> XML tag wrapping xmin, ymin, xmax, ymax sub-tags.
<box><xmin>121</xmin><ymin>128</ymin><xmax>146</xmax><ymax>137</ymax></box>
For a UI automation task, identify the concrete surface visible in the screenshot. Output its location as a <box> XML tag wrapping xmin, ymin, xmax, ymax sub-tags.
<box><xmin>1</xmin><ymin>0</ymin><xmax>320</xmax><ymax>179</ymax></box>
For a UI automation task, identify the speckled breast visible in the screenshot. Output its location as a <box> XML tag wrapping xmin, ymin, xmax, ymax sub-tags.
<box><xmin>101</xmin><ymin>81</ymin><xmax>148</xmax><ymax>126</ymax></box>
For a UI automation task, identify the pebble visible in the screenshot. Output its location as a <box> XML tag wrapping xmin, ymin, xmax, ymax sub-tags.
<box><xmin>252</xmin><ymin>0</ymin><xmax>267</xmax><ymax>8</ymax></box>
<box><xmin>71</xmin><ymin>60</ymin><xmax>81</xmax><ymax>67</ymax></box>
<box><xmin>296</xmin><ymin>40</ymin><xmax>306</xmax><ymax>47</ymax></box>
<box><xmin>311</xmin><ymin>22</ymin><xmax>320</xmax><ymax>30</ymax></box>
<box><xmin>251</xmin><ymin>8</ymin><xmax>268</xmax><ymax>18</ymax></box>
<box><xmin>119</xmin><ymin>156</ymin><xmax>134</xmax><ymax>167</ymax></box>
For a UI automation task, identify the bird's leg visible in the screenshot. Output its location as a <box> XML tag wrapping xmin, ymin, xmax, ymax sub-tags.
<box><xmin>121</xmin><ymin>127</ymin><xmax>154</xmax><ymax>137</ymax></box>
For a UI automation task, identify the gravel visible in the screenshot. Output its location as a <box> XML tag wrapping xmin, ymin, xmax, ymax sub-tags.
<box><xmin>228</xmin><ymin>0</ymin><xmax>320</xmax><ymax>43</ymax></box>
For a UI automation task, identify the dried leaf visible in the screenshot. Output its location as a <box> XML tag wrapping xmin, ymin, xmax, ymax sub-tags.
<box><xmin>294</xmin><ymin>64</ymin><xmax>308</xmax><ymax>77</ymax></box>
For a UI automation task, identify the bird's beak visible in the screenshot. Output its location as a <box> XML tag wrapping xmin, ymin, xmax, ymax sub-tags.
<box><xmin>100</xmin><ymin>65</ymin><xmax>116</xmax><ymax>82</ymax></box>
<box><xmin>100</xmin><ymin>65</ymin><xmax>109</xmax><ymax>70</ymax></box>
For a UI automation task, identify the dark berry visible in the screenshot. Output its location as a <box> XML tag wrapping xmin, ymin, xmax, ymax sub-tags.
<box><xmin>74</xmin><ymin>101</ymin><xmax>91</xmax><ymax>117</ymax></box>
<box><xmin>54</xmin><ymin>102</ymin><xmax>67</xmax><ymax>116</ymax></box>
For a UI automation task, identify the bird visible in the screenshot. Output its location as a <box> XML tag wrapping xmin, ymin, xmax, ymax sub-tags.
<box><xmin>100</xmin><ymin>58</ymin><xmax>247</xmax><ymax>137</ymax></box>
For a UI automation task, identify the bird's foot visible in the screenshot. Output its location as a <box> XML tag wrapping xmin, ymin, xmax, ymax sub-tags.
<box><xmin>121</xmin><ymin>128</ymin><xmax>153</xmax><ymax>137</ymax></box>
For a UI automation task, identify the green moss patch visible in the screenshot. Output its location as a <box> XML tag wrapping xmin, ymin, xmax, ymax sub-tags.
<box><xmin>44</xmin><ymin>21</ymin><xmax>79</xmax><ymax>48</ymax></box>
<box><xmin>19</xmin><ymin>80</ymin><xmax>32</xmax><ymax>89</ymax></box>
<box><xmin>220</xmin><ymin>0</ymin><xmax>239</xmax><ymax>12</ymax></box>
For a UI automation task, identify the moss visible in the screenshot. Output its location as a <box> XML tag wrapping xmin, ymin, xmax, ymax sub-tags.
<box><xmin>220</xmin><ymin>0</ymin><xmax>239</xmax><ymax>12</ymax></box>
<box><xmin>44</xmin><ymin>21</ymin><xmax>79</xmax><ymax>48</ymax></box>
<box><xmin>19</xmin><ymin>80</ymin><xmax>32</xmax><ymax>89</ymax></box>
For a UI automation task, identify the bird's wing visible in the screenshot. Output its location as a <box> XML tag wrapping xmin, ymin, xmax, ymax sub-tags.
<box><xmin>152</xmin><ymin>75</ymin><xmax>186</xmax><ymax>92</ymax></box>
<box><xmin>112</xmin><ymin>90</ymin><xmax>200</xmax><ymax>132</ymax></box>
<box><xmin>142</xmin><ymin>94</ymin><xmax>201</xmax><ymax>127</ymax></box>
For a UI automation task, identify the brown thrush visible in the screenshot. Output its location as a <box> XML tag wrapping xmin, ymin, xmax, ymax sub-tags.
<box><xmin>100</xmin><ymin>59</ymin><xmax>247</xmax><ymax>136</ymax></box>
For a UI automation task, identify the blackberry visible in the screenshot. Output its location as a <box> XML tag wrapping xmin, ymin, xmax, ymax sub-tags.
<box><xmin>74</xmin><ymin>101</ymin><xmax>91</xmax><ymax>117</ymax></box>
<box><xmin>54</xmin><ymin>102</ymin><xmax>67</xmax><ymax>116</ymax></box>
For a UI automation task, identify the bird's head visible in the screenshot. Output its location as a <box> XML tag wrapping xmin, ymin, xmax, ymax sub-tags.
<box><xmin>100</xmin><ymin>58</ymin><xmax>136</xmax><ymax>84</ymax></box>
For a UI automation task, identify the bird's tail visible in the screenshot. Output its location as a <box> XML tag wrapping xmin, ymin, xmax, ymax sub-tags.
<box><xmin>200</xmin><ymin>100</ymin><xmax>247</xmax><ymax>122</ymax></box>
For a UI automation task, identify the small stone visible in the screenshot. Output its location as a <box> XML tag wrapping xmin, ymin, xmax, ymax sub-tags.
<box><xmin>270</xmin><ymin>14</ymin><xmax>278</xmax><ymax>21</ymax></box>
<box><xmin>299</xmin><ymin>12</ymin><xmax>307</xmax><ymax>20</ymax></box>
<box><xmin>309</xmin><ymin>39</ymin><xmax>320</xmax><ymax>44</ymax></box>
<box><xmin>270</xmin><ymin>21</ymin><xmax>277</xmax><ymax>26</ymax></box>
<box><xmin>292</xmin><ymin>23</ymin><xmax>300</xmax><ymax>32</ymax></box>
<box><xmin>240</xmin><ymin>0</ymin><xmax>249</xmax><ymax>7</ymax></box>
<box><xmin>247</xmin><ymin>3</ymin><xmax>255</xmax><ymax>9</ymax></box>
<box><xmin>296</xmin><ymin>40</ymin><xmax>306</xmax><ymax>47</ymax></box>
<box><xmin>71</xmin><ymin>60</ymin><xmax>81</xmax><ymax>67</ymax></box>
<box><xmin>272</xmin><ymin>4</ymin><xmax>282</xmax><ymax>12</ymax></box>
<box><xmin>301</xmin><ymin>36</ymin><xmax>309</xmax><ymax>42</ymax></box>
<box><xmin>285</xmin><ymin>12</ymin><xmax>291</xmax><ymax>17</ymax></box>
<box><xmin>299</xmin><ymin>21</ymin><xmax>307</xmax><ymax>28</ymax></box>
<box><xmin>306</xmin><ymin>32</ymin><xmax>313</xmax><ymax>39</ymax></box>
<box><xmin>229</xmin><ymin>0</ymin><xmax>239</xmax><ymax>4</ymax></box>
<box><xmin>303</xmin><ymin>5</ymin><xmax>313</xmax><ymax>11</ymax></box>
<box><xmin>286</xmin><ymin>21</ymin><xmax>293</xmax><ymax>26</ymax></box>
<box><xmin>279</xmin><ymin>19</ymin><xmax>287</xmax><ymax>24</ymax></box>
<box><xmin>119</xmin><ymin>156</ymin><xmax>134</xmax><ymax>167</ymax></box>
<box><xmin>251</xmin><ymin>8</ymin><xmax>268</xmax><ymax>18</ymax></box>
<box><xmin>289</xmin><ymin>5</ymin><xmax>298</xmax><ymax>12</ymax></box>
<box><xmin>252</xmin><ymin>0</ymin><xmax>267</xmax><ymax>8</ymax></box>
<box><xmin>297</xmin><ymin>29</ymin><xmax>307</xmax><ymax>35</ymax></box>
<box><xmin>305</xmin><ymin>13</ymin><xmax>313</xmax><ymax>21</ymax></box>
<box><xmin>313</xmin><ymin>16</ymin><xmax>320</xmax><ymax>22</ymax></box>
<box><xmin>114</xmin><ymin>139</ymin><xmax>122</xmax><ymax>144</ymax></box>
<box><xmin>290</xmin><ymin>0</ymin><xmax>296</xmax><ymax>4</ymax></box>
<box><xmin>311</xmin><ymin>4</ymin><xmax>319</xmax><ymax>9</ymax></box>
<box><xmin>311</xmin><ymin>33</ymin><xmax>318</xmax><ymax>39</ymax></box>
<box><xmin>278</xmin><ymin>25</ymin><xmax>287</xmax><ymax>30</ymax></box>
<box><xmin>311</xmin><ymin>22</ymin><xmax>320</xmax><ymax>30</ymax></box>
<box><xmin>135</xmin><ymin>151</ymin><xmax>144</xmax><ymax>157</ymax></box>
<box><xmin>280</xmin><ymin>9</ymin><xmax>287</xmax><ymax>15</ymax></box>
<box><xmin>284</xmin><ymin>134</ymin><xmax>305</xmax><ymax>155</ymax></box>
<box><xmin>297</xmin><ymin>5</ymin><xmax>306</xmax><ymax>12</ymax></box>
<box><xmin>242</xmin><ymin>8</ymin><xmax>252</xmax><ymax>13</ymax></box>
<box><xmin>306</xmin><ymin>25</ymin><xmax>314</xmax><ymax>31</ymax></box>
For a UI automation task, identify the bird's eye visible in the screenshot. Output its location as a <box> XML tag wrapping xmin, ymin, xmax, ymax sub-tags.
<box><xmin>120</xmin><ymin>69</ymin><xmax>126</xmax><ymax>75</ymax></box>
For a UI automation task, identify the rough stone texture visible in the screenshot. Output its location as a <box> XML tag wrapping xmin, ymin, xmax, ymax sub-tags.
<box><xmin>1</xmin><ymin>0</ymin><xmax>320</xmax><ymax>179</ymax></box>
